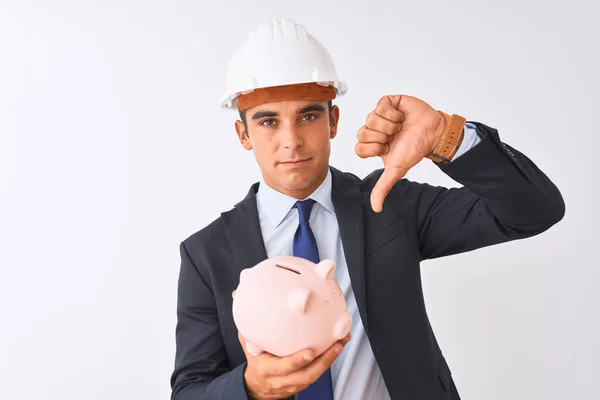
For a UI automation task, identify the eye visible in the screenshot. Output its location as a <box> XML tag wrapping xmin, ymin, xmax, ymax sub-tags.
<box><xmin>301</xmin><ymin>114</ymin><xmax>317</xmax><ymax>122</ymax></box>
<box><xmin>260</xmin><ymin>119</ymin><xmax>277</xmax><ymax>127</ymax></box>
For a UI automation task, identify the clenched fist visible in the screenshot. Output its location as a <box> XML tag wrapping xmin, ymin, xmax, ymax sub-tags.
<box><xmin>355</xmin><ymin>95</ymin><xmax>446</xmax><ymax>213</ymax></box>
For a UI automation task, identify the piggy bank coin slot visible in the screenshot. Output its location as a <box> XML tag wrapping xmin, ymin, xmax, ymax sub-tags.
<box><xmin>275</xmin><ymin>264</ymin><xmax>301</xmax><ymax>275</ymax></box>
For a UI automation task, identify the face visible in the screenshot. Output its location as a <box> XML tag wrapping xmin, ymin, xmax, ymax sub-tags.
<box><xmin>235</xmin><ymin>99</ymin><xmax>340</xmax><ymax>199</ymax></box>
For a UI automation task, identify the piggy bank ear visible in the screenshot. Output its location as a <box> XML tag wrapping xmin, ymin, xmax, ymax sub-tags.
<box><xmin>315</xmin><ymin>259</ymin><xmax>336</xmax><ymax>280</ymax></box>
<box><xmin>288</xmin><ymin>288</ymin><xmax>312</xmax><ymax>315</ymax></box>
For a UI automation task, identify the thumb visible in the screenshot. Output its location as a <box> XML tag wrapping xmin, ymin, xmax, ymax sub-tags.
<box><xmin>370</xmin><ymin>167</ymin><xmax>406</xmax><ymax>213</ymax></box>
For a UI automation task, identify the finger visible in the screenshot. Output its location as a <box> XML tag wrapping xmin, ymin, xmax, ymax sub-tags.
<box><xmin>370</xmin><ymin>166</ymin><xmax>407</xmax><ymax>213</ymax></box>
<box><xmin>365</xmin><ymin>111</ymin><xmax>402</xmax><ymax>135</ymax></box>
<box><xmin>232</xmin><ymin>290</ymin><xmax>236</xmax><ymax>299</ymax></box>
<box><xmin>357</xmin><ymin>125</ymin><xmax>393</xmax><ymax>145</ymax></box>
<box><xmin>355</xmin><ymin>142</ymin><xmax>389</xmax><ymax>159</ymax></box>
<box><xmin>339</xmin><ymin>332</ymin><xmax>351</xmax><ymax>346</ymax></box>
<box><xmin>267</xmin><ymin>339</ymin><xmax>351</xmax><ymax>394</ymax></box>
<box><xmin>262</xmin><ymin>347</ymin><xmax>316</xmax><ymax>377</ymax></box>
<box><xmin>376</xmin><ymin>95</ymin><xmax>405</xmax><ymax>122</ymax></box>
<box><xmin>287</xmin><ymin>340</ymin><xmax>346</xmax><ymax>387</ymax></box>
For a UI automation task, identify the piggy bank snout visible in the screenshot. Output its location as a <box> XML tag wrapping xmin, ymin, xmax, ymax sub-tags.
<box><xmin>333</xmin><ymin>311</ymin><xmax>352</xmax><ymax>340</ymax></box>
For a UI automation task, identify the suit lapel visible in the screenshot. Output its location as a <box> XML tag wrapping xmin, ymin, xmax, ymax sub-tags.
<box><xmin>221</xmin><ymin>182</ymin><xmax>268</xmax><ymax>276</ymax></box>
<box><xmin>330</xmin><ymin>167</ymin><xmax>369</xmax><ymax>334</ymax></box>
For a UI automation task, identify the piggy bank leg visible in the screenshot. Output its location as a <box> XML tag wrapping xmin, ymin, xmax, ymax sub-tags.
<box><xmin>245</xmin><ymin>341</ymin><xmax>263</xmax><ymax>356</ymax></box>
<box><xmin>333</xmin><ymin>311</ymin><xmax>352</xmax><ymax>340</ymax></box>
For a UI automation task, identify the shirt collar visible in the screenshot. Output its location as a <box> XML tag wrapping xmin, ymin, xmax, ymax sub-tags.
<box><xmin>256</xmin><ymin>168</ymin><xmax>335</xmax><ymax>229</ymax></box>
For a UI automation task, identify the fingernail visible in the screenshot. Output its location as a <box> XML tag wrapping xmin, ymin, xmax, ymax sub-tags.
<box><xmin>335</xmin><ymin>345</ymin><xmax>342</xmax><ymax>354</ymax></box>
<box><xmin>304</xmin><ymin>353</ymin><xmax>313</xmax><ymax>361</ymax></box>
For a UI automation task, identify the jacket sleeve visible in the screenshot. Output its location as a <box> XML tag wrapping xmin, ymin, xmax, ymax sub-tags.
<box><xmin>393</xmin><ymin>122</ymin><xmax>565</xmax><ymax>260</ymax></box>
<box><xmin>170</xmin><ymin>241</ymin><xmax>250</xmax><ymax>400</ymax></box>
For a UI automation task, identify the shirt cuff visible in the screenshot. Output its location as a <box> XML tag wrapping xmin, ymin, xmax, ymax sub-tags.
<box><xmin>452</xmin><ymin>122</ymin><xmax>481</xmax><ymax>161</ymax></box>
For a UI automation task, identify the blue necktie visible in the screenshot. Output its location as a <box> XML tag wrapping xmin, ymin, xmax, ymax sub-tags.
<box><xmin>293</xmin><ymin>199</ymin><xmax>334</xmax><ymax>400</ymax></box>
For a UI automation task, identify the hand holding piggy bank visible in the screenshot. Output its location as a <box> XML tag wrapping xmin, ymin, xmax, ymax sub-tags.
<box><xmin>232</xmin><ymin>255</ymin><xmax>352</xmax><ymax>358</ymax></box>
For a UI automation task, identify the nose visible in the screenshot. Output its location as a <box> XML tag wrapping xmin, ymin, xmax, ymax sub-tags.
<box><xmin>280</xmin><ymin>123</ymin><xmax>302</xmax><ymax>150</ymax></box>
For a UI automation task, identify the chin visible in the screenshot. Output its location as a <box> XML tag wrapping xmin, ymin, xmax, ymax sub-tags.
<box><xmin>283</xmin><ymin>175</ymin><xmax>312</xmax><ymax>191</ymax></box>
<box><xmin>268</xmin><ymin>164</ymin><xmax>327</xmax><ymax>194</ymax></box>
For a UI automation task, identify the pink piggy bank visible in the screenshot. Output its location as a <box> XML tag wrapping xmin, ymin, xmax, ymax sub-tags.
<box><xmin>232</xmin><ymin>255</ymin><xmax>352</xmax><ymax>358</ymax></box>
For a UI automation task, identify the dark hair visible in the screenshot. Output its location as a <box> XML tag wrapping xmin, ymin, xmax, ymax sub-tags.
<box><xmin>239</xmin><ymin>100</ymin><xmax>334</xmax><ymax>136</ymax></box>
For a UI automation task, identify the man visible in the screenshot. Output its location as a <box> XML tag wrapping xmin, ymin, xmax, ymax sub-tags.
<box><xmin>170</xmin><ymin>19</ymin><xmax>565</xmax><ymax>400</ymax></box>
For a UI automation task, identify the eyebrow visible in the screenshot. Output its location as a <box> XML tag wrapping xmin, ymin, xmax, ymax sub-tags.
<box><xmin>250</xmin><ymin>104</ymin><xmax>326</xmax><ymax>120</ymax></box>
<box><xmin>297</xmin><ymin>104</ymin><xmax>326</xmax><ymax>114</ymax></box>
<box><xmin>251</xmin><ymin>110</ymin><xmax>278</xmax><ymax>120</ymax></box>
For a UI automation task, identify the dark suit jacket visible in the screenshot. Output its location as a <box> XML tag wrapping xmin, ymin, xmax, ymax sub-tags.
<box><xmin>170</xmin><ymin>122</ymin><xmax>565</xmax><ymax>400</ymax></box>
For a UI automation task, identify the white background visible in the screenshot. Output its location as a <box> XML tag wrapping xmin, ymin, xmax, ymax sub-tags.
<box><xmin>1</xmin><ymin>1</ymin><xmax>598</xmax><ymax>399</ymax></box>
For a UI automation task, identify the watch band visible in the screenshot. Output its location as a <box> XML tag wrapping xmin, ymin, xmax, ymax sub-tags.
<box><xmin>425</xmin><ymin>111</ymin><xmax>467</xmax><ymax>163</ymax></box>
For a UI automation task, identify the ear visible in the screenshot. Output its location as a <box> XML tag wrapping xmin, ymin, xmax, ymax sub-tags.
<box><xmin>329</xmin><ymin>105</ymin><xmax>340</xmax><ymax>139</ymax></box>
<box><xmin>235</xmin><ymin>120</ymin><xmax>252</xmax><ymax>150</ymax></box>
<box><xmin>288</xmin><ymin>288</ymin><xmax>312</xmax><ymax>315</ymax></box>
<box><xmin>315</xmin><ymin>259</ymin><xmax>336</xmax><ymax>280</ymax></box>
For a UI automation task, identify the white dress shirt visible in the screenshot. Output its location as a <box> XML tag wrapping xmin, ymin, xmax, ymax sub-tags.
<box><xmin>255</xmin><ymin>125</ymin><xmax>480</xmax><ymax>399</ymax></box>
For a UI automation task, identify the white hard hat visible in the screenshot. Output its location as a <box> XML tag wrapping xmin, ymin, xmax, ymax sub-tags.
<box><xmin>220</xmin><ymin>19</ymin><xmax>348</xmax><ymax>109</ymax></box>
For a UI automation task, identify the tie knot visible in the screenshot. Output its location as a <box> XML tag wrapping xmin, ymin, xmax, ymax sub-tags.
<box><xmin>294</xmin><ymin>199</ymin><xmax>316</xmax><ymax>223</ymax></box>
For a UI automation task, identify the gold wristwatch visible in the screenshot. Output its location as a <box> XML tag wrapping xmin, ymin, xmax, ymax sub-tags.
<box><xmin>425</xmin><ymin>111</ymin><xmax>467</xmax><ymax>163</ymax></box>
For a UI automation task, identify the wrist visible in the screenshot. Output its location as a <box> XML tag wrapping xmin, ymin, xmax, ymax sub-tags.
<box><xmin>431</xmin><ymin>111</ymin><xmax>448</xmax><ymax>153</ymax></box>
<box><xmin>426</xmin><ymin>111</ymin><xmax>466</xmax><ymax>163</ymax></box>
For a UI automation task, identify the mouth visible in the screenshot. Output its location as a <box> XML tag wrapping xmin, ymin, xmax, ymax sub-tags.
<box><xmin>279</xmin><ymin>158</ymin><xmax>310</xmax><ymax>166</ymax></box>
